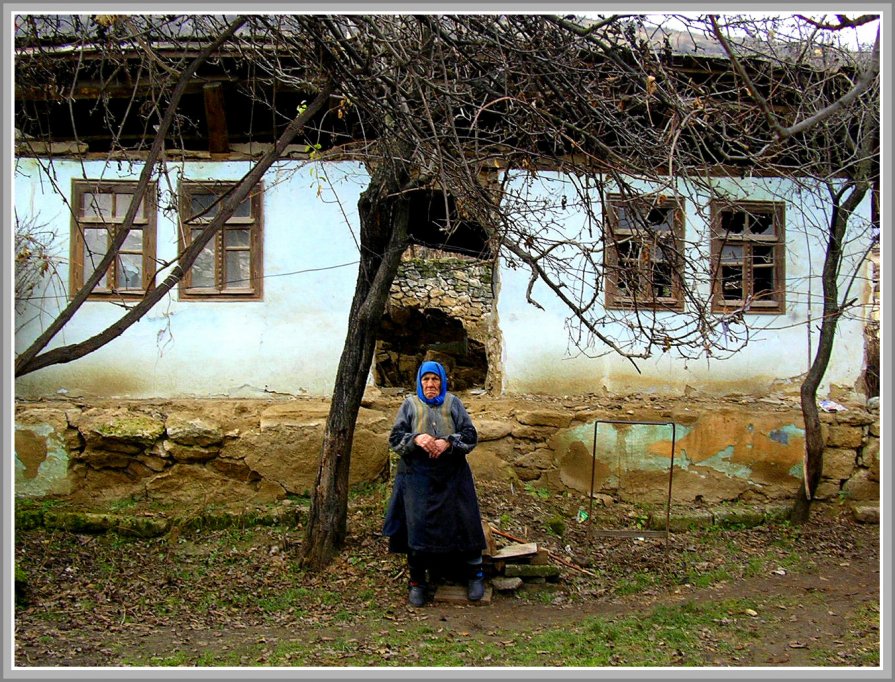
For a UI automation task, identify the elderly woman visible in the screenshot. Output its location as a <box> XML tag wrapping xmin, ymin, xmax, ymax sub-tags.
<box><xmin>382</xmin><ymin>360</ymin><xmax>487</xmax><ymax>606</ymax></box>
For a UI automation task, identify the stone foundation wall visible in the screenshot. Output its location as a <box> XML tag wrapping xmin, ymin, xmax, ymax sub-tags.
<box><xmin>14</xmin><ymin>394</ymin><xmax>879</xmax><ymax>511</ymax></box>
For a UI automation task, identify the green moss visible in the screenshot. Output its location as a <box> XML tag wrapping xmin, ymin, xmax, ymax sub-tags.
<box><xmin>16</xmin><ymin>508</ymin><xmax>46</xmax><ymax>530</ymax></box>
<box><xmin>97</xmin><ymin>415</ymin><xmax>165</xmax><ymax>442</ymax></box>
<box><xmin>546</xmin><ymin>514</ymin><xmax>566</xmax><ymax>537</ymax></box>
<box><xmin>115</xmin><ymin>516</ymin><xmax>170</xmax><ymax>538</ymax></box>
<box><xmin>14</xmin><ymin>562</ymin><xmax>28</xmax><ymax>606</ymax></box>
<box><xmin>45</xmin><ymin>511</ymin><xmax>113</xmax><ymax>534</ymax></box>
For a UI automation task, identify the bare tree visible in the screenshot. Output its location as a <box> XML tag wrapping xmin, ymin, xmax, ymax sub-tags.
<box><xmin>14</xmin><ymin>15</ymin><xmax>333</xmax><ymax>375</ymax></box>
<box><xmin>698</xmin><ymin>13</ymin><xmax>880</xmax><ymax>519</ymax></box>
<box><xmin>14</xmin><ymin>13</ymin><xmax>879</xmax><ymax>568</ymax></box>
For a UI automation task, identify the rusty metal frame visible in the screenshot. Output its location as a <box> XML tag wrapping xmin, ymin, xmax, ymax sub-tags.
<box><xmin>586</xmin><ymin>419</ymin><xmax>677</xmax><ymax>553</ymax></box>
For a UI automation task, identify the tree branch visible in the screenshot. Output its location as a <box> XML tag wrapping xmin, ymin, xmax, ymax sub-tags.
<box><xmin>15</xmin><ymin>15</ymin><xmax>249</xmax><ymax>375</ymax></box>
<box><xmin>710</xmin><ymin>15</ymin><xmax>880</xmax><ymax>143</ymax></box>
<box><xmin>16</xmin><ymin>84</ymin><xmax>333</xmax><ymax>377</ymax></box>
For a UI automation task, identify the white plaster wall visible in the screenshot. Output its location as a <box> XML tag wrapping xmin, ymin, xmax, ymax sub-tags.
<box><xmin>497</xmin><ymin>171</ymin><xmax>873</xmax><ymax>398</ymax></box>
<box><xmin>14</xmin><ymin>160</ymin><xmax>873</xmax><ymax>400</ymax></box>
<box><xmin>14</xmin><ymin>158</ymin><xmax>370</xmax><ymax>399</ymax></box>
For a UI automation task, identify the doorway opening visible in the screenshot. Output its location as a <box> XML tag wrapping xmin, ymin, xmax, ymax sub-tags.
<box><xmin>374</xmin><ymin>307</ymin><xmax>488</xmax><ymax>391</ymax></box>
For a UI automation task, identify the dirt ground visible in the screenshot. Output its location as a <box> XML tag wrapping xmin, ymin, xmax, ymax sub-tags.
<box><xmin>13</xmin><ymin>480</ymin><xmax>881</xmax><ymax>669</ymax></box>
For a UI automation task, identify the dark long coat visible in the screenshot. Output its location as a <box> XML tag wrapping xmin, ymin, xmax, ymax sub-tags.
<box><xmin>382</xmin><ymin>393</ymin><xmax>486</xmax><ymax>555</ymax></box>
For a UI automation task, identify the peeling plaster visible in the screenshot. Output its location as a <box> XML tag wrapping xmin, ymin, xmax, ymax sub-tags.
<box><xmin>698</xmin><ymin>445</ymin><xmax>753</xmax><ymax>479</ymax></box>
<box><xmin>556</xmin><ymin>421</ymin><xmax>692</xmax><ymax>473</ymax></box>
<box><xmin>553</xmin><ymin>410</ymin><xmax>807</xmax><ymax>496</ymax></box>
<box><xmin>769</xmin><ymin>424</ymin><xmax>803</xmax><ymax>446</ymax></box>
<box><xmin>14</xmin><ymin>423</ymin><xmax>71</xmax><ymax>497</ymax></box>
<box><xmin>674</xmin><ymin>449</ymin><xmax>691</xmax><ymax>471</ymax></box>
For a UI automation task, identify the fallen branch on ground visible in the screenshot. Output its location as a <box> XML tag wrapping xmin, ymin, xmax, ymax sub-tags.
<box><xmin>488</xmin><ymin>524</ymin><xmax>597</xmax><ymax>577</ymax></box>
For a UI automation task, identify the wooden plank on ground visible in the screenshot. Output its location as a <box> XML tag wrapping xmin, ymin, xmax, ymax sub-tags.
<box><xmin>491</xmin><ymin>542</ymin><xmax>538</xmax><ymax>560</ymax></box>
<box><xmin>433</xmin><ymin>584</ymin><xmax>493</xmax><ymax>605</ymax></box>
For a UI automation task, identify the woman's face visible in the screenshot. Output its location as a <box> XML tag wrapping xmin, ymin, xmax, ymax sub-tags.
<box><xmin>420</xmin><ymin>372</ymin><xmax>442</xmax><ymax>399</ymax></box>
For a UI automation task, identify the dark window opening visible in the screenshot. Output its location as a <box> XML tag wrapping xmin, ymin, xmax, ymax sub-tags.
<box><xmin>407</xmin><ymin>191</ymin><xmax>491</xmax><ymax>260</ymax></box>
<box><xmin>605</xmin><ymin>194</ymin><xmax>685</xmax><ymax>310</ymax></box>
<box><xmin>374</xmin><ymin>307</ymin><xmax>488</xmax><ymax>391</ymax></box>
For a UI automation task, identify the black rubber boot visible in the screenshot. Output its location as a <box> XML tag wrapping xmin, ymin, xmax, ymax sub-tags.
<box><xmin>408</xmin><ymin>582</ymin><xmax>428</xmax><ymax>607</ymax></box>
<box><xmin>408</xmin><ymin>550</ymin><xmax>429</xmax><ymax>606</ymax></box>
<box><xmin>467</xmin><ymin>567</ymin><xmax>485</xmax><ymax>601</ymax></box>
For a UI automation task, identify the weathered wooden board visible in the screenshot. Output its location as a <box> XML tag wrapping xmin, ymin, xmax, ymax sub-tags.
<box><xmin>433</xmin><ymin>584</ymin><xmax>493</xmax><ymax>605</ymax></box>
<box><xmin>491</xmin><ymin>542</ymin><xmax>538</xmax><ymax>560</ymax></box>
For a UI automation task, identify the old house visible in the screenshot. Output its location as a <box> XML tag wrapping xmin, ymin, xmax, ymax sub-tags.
<box><xmin>12</xmin><ymin>15</ymin><xmax>880</xmax><ymax>512</ymax></box>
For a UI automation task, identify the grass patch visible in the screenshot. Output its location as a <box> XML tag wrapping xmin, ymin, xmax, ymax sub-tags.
<box><xmin>684</xmin><ymin>566</ymin><xmax>733</xmax><ymax>588</ymax></box>
<box><xmin>120</xmin><ymin>598</ymin><xmax>760</xmax><ymax>667</ymax></box>
<box><xmin>807</xmin><ymin>602</ymin><xmax>881</xmax><ymax>667</ymax></box>
<box><xmin>524</xmin><ymin>483</ymin><xmax>551</xmax><ymax>500</ymax></box>
<box><xmin>614</xmin><ymin>570</ymin><xmax>662</xmax><ymax>596</ymax></box>
<box><xmin>255</xmin><ymin>586</ymin><xmax>312</xmax><ymax>614</ymax></box>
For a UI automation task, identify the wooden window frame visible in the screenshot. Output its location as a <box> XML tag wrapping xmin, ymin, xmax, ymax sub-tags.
<box><xmin>178</xmin><ymin>181</ymin><xmax>264</xmax><ymax>301</ymax></box>
<box><xmin>710</xmin><ymin>200</ymin><xmax>786</xmax><ymax>314</ymax></box>
<box><xmin>604</xmin><ymin>193</ymin><xmax>686</xmax><ymax>311</ymax></box>
<box><xmin>69</xmin><ymin>180</ymin><xmax>157</xmax><ymax>300</ymax></box>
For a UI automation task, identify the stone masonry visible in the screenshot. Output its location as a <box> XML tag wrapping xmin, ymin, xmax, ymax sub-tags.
<box><xmin>376</xmin><ymin>248</ymin><xmax>503</xmax><ymax>393</ymax></box>
<box><xmin>14</xmin><ymin>392</ymin><xmax>879</xmax><ymax>518</ymax></box>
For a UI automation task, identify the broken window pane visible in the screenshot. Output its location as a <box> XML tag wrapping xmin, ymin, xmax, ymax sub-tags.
<box><xmin>116</xmin><ymin>254</ymin><xmax>142</xmax><ymax>289</ymax></box>
<box><xmin>720</xmin><ymin>265</ymin><xmax>743</xmax><ymax>299</ymax></box>
<box><xmin>752</xmin><ymin>266</ymin><xmax>776</xmax><ymax>300</ymax></box>
<box><xmin>617</xmin><ymin>238</ymin><xmax>642</xmax><ymax>262</ymax></box>
<box><xmin>618</xmin><ymin>268</ymin><xmax>644</xmax><ymax>296</ymax></box>
<box><xmin>646</xmin><ymin>206</ymin><xmax>672</xmax><ymax>231</ymax></box>
<box><xmin>72</xmin><ymin>181</ymin><xmax>156</xmax><ymax>298</ymax></box>
<box><xmin>121</xmin><ymin>228</ymin><xmax>143</xmax><ymax>251</ymax></box>
<box><xmin>752</xmin><ymin>245</ymin><xmax>774</xmax><ymax>264</ymax></box>
<box><xmin>83</xmin><ymin>228</ymin><xmax>109</xmax><ymax>289</ymax></box>
<box><xmin>720</xmin><ymin>210</ymin><xmax>745</xmax><ymax>235</ymax></box>
<box><xmin>180</xmin><ymin>182</ymin><xmax>262</xmax><ymax>298</ymax></box>
<box><xmin>608</xmin><ymin>195</ymin><xmax>682</xmax><ymax>308</ymax></box>
<box><xmin>749</xmin><ymin>211</ymin><xmax>775</xmax><ymax>236</ymax></box>
<box><xmin>81</xmin><ymin>192</ymin><xmax>112</xmax><ymax>221</ymax></box>
<box><xmin>652</xmin><ymin>261</ymin><xmax>674</xmax><ymax>298</ymax></box>
<box><xmin>712</xmin><ymin>201</ymin><xmax>783</xmax><ymax>312</ymax></box>
<box><xmin>190</xmin><ymin>228</ymin><xmax>215</xmax><ymax>288</ymax></box>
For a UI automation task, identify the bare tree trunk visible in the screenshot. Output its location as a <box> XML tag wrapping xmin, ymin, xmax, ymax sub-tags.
<box><xmin>298</xmin><ymin>167</ymin><xmax>412</xmax><ymax>570</ymax></box>
<box><xmin>791</xmin><ymin>182</ymin><xmax>869</xmax><ymax>523</ymax></box>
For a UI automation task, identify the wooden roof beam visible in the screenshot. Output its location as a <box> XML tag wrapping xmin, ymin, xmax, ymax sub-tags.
<box><xmin>203</xmin><ymin>82</ymin><xmax>229</xmax><ymax>156</ymax></box>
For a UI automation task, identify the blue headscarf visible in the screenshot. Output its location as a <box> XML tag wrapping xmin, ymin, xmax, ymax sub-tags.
<box><xmin>416</xmin><ymin>360</ymin><xmax>448</xmax><ymax>406</ymax></box>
